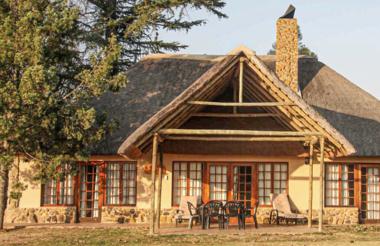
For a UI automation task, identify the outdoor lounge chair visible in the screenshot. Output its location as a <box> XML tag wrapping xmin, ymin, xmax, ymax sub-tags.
<box><xmin>269</xmin><ymin>192</ymin><xmax>307</xmax><ymax>225</ymax></box>
<box><xmin>174</xmin><ymin>196</ymin><xmax>200</xmax><ymax>228</ymax></box>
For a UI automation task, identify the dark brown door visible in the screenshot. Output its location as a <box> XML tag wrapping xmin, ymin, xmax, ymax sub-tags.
<box><xmin>361</xmin><ymin>166</ymin><xmax>380</xmax><ymax>223</ymax></box>
<box><xmin>78</xmin><ymin>163</ymin><xmax>101</xmax><ymax>222</ymax></box>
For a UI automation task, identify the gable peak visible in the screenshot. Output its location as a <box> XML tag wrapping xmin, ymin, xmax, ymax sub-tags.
<box><xmin>228</xmin><ymin>45</ymin><xmax>256</xmax><ymax>58</ymax></box>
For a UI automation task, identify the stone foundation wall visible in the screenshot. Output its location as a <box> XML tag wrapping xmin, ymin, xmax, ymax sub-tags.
<box><xmin>324</xmin><ymin>207</ymin><xmax>359</xmax><ymax>225</ymax></box>
<box><xmin>101</xmin><ymin>207</ymin><xmax>178</xmax><ymax>224</ymax></box>
<box><xmin>4</xmin><ymin>206</ymin><xmax>360</xmax><ymax>225</ymax></box>
<box><xmin>5</xmin><ymin>207</ymin><xmax>76</xmax><ymax>224</ymax></box>
<box><xmin>101</xmin><ymin>206</ymin><xmax>279</xmax><ymax>224</ymax></box>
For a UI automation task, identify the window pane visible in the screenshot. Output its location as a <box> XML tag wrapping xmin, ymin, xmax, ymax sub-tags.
<box><xmin>172</xmin><ymin>162</ymin><xmax>202</xmax><ymax>205</ymax></box>
<box><xmin>43</xmin><ymin>164</ymin><xmax>74</xmax><ymax>206</ymax></box>
<box><xmin>209</xmin><ymin>165</ymin><xmax>228</xmax><ymax>202</ymax></box>
<box><xmin>325</xmin><ymin>164</ymin><xmax>354</xmax><ymax>207</ymax></box>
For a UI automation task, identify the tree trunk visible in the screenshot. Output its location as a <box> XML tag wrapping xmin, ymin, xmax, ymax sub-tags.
<box><xmin>0</xmin><ymin>163</ymin><xmax>9</xmax><ymax>230</ymax></box>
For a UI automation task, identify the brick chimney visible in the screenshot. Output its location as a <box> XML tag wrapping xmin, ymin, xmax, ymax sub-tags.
<box><xmin>276</xmin><ymin>5</ymin><xmax>299</xmax><ymax>93</ymax></box>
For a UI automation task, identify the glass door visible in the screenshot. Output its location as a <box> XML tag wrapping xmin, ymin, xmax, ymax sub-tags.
<box><xmin>79</xmin><ymin>164</ymin><xmax>100</xmax><ymax>221</ymax></box>
<box><xmin>233</xmin><ymin>165</ymin><xmax>253</xmax><ymax>209</ymax></box>
<box><xmin>361</xmin><ymin>166</ymin><xmax>380</xmax><ymax>222</ymax></box>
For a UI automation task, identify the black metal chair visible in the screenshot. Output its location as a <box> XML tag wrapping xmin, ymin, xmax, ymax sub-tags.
<box><xmin>204</xmin><ymin>200</ymin><xmax>224</xmax><ymax>229</ymax></box>
<box><xmin>223</xmin><ymin>201</ymin><xmax>244</xmax><ymax>229</ymax></box>
<box><xmin>242</xmin><ymin>200</ymin><xmax>259</xmax><ymax>229</ymax></box>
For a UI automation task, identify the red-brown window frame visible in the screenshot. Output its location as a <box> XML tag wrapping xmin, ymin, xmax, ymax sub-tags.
<box><xmin>104</xmin><ymin>161</ymin><xmax>137</xmax><ymax>206</ymax></box>
<box><xmin>171</xmin><ymin>161</ymin><xmax>204</xmax><ymax>206</ymax></box>
<box><xmin>172</xmin><ymin>161</ymin><xmax>288</xmax><ymax>208</ymax></box>
<box><xmin>257</xmin><ymin>163</ymin><xmax>289</xmax><ymax>206</ymax></box>
<box><xmin>324</xmin><ymin>163</ymin><xmax>356</xmax><ymax>207</ymax></box>
<box><xmin>41</xmin><ymin>172</ymin><xmax>75</xmax><ymax>207</ymax></box>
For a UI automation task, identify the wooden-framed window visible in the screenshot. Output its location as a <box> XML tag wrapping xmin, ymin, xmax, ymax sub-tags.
<box><xmin>325</xmin><ymin>163</ymin><xmax>354</xmax><ymax>207</ymax></box>
<box><xmin>105</xmin><ymin>162</ymin><xmax>137</xmax><ymax>205</ymax></box>
<box><xmin>258</xmin><ymin>163</ymin><xmax>288</xmax><ymax>205</ymax></box>
<box><xmin>42</xmin><ymin>174</ymin><xmax>74</xmax><ymax>206</ymax></box>
<box><xmin>172</xmin><ymin>162</ymin><xmax>202</xmax><ymax>206</ymax></box>
<box><xmin>209</xmin><ymin>164</ymin><xmax>228</xmax><ymax>201</ymax></box>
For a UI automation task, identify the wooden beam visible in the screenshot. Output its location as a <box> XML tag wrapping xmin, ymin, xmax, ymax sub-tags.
<box><xmin>188</xmin><ymin>101</ymin><xmax>295</xmax><ymax>107</ymax></box>
<box><xmin>135</xmin><ymin>55</ymin><xmax>240</xmax><ymax>151</ymax></box>
<box><xmin>308</xmin><ymin>142</ymin><xmax>314</xmax><ymax>228</ymax></box>
<box><xmin>164</xmin><ymin>136</ymin><xmax>310</xmax><ymax>142</ymax></box>
<box><xmin>239</xmin><ymin>57</ymin><xmax>244</xmax><ymax>103</ymax></box>
<box><xmin>159</xmin><ymin>129</ymin><xmax>323</xmax><ymax>137</ymax></box>
<box><xmin>154</xmin><ymin>145</ymin><xmax>163</xmax><ymax>231</ymax></box>
<box><xmin>149</xmin><ymin>133</ymin><xmax>158</xmax><ymax>235</ymax></box>
<box><xmin>191</xmin><ymin>113</ymin><xmax>280</xmax><ymax>118</ymax></box>
<box><xmin>319</xmin><ymin>137</ymin><xmax>325</xmax><ymax>232</ymax></box>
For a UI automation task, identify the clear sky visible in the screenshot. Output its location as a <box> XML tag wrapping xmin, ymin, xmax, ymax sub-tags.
<box><xmin>160</xmin><ymin>0</ymin><xmax>380</xmax><ymax>100</ymax></box>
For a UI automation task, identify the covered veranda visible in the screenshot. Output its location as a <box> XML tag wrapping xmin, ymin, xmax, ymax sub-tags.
<box><xmin>148</xmin><ymin>128</ymin><xmax>326</xmax><ymax>235</ymax></box>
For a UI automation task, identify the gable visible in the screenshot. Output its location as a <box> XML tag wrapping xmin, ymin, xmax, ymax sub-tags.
<box><xmin>117</xmin><ymin>49</ymin><xmax>355</xmax><ymax>158</ymax></box>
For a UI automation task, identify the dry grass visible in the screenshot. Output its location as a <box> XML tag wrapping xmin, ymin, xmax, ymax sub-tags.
<box><xmin>1</xmin><ymin>225</ymin><xmax>380</xmax><ymax>246</ymax></box>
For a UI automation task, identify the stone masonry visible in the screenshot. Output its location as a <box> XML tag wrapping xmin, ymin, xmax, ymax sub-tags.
<box><xmin>324</xmin><ymin>207</ymin><xmax>359</xmax><ymax>225</ymax></box>
<box><xmin>276</xmin><ymin>18</ymin><xmax>298</xmax><ymax>93</ymax></box>
<box><xmin>5</xmin><ymin>206</ymin><xmax>359</xmax><ymax>225</ymax></box>
<box><xmin>5</xmin><ymin>207</ymin><xmax>76</xmax><ymax>224</ymax></box>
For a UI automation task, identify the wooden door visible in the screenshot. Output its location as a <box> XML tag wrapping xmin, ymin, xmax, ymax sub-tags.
<box><xmin>361</xmin><ymin>166</ymin><xmax>380</xmax><ymax>223</ymax></box>
<box><xmin>78</xmin><ymin>163</ymin><xmax>102</xmax><ymax>222</ymax></box>
<box><xmin>232</xmin><ymin>165</ymin><xmax>254</xmax><ymax>223</ymax></box>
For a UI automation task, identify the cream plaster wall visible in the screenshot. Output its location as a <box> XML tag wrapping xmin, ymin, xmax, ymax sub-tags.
<box><xmin>148</xmin><ymin>153</ymin><xmax>324</xmax><ymax>212</ymax></box>
<box><xmin>11</xmin><ymin>154</ymin><xmax>380</xmax><ymax>215</ymax></box>
<box><xmin>9</xmin><ymin>158</ymin><xmax>41</xmax><ymax>208</ymax></box>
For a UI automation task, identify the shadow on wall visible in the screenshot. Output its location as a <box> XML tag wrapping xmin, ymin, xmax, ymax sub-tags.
<box><xmin>136</xmin><ymin>159</ymin><xmax>153</xmax><ymax>207</ymax></box>
<box><xmin>19</xmin><ymin>162</ymin><xmax>41</xmax><ymax>189</ymax></box>
<box><xmin>313</xmin><ymin>106</ymin><xmax>380</xmax><ymax>156</ymax></box>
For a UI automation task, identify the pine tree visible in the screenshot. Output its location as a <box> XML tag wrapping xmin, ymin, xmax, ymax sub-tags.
<box><xmin>268</xmin><ymin>25</ymin><xmax>318</xmax><ymax>59</ymax></box>
<box><xmin>79</xmin><ymin>0</ymin><xmax>227</xmax><ymax>69</ymax></box>
<box><xmin>0</xmin><ymin>0</ymin><xmax>226</xmax><ymax>229</ymax></box>
<box><xmin>0</xmin><ymin>0</ymin><xmax>125</xmax><ymax>229</ymax></box>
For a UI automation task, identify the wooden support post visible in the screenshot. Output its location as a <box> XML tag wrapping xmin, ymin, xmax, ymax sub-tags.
<box><xmin>308</xmin><ymin>142</ymin><xmax>314</xmax><ymax>228</ymax></box>
<box><xmin>239</xmin><ymin>57</ymin><xmax>244</xmax><ymax>103</ymax></box>
<box><xmin>154</xmin><ymin>146</ymin><xmax>163</xmax><ymax>231</ymax></box>
<box><xmin>319</xmin><ymin>137</ymin><xmax>325</xmax><ymax>232</ymax></box>
<box><xmin>149</xmin><ymin>133</ymin><xmax>158</xmax><ymax>235</ymax></box>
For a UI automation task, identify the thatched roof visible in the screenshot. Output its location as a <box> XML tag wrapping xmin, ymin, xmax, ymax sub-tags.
<box><xmin>92</xmin><ymin>53</ymin><xmax>380</xmax><ymax>157</ymax></box>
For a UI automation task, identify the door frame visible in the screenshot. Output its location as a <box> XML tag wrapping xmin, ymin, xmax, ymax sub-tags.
<box><xmin>359</xmin><ymin>164</ymin><xmax>380</xmax><ymax>224</ymax></box>
<box><xmin>76</xmin><ymin>161</ymin><xmax>105</xmax><ymax>222</ymax></box>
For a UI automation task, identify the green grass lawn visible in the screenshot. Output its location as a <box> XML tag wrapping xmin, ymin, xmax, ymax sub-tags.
<box><xmin>1</xmin><ymin>225</ymin><xmax>380</xmax><ymax>246</ymax></box>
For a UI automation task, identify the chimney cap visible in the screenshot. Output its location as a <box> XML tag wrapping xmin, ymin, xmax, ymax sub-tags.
<box><xmin>279</xmin><ymin>4</ymin><xmax>296</xmax><ymax>19</ymax></box>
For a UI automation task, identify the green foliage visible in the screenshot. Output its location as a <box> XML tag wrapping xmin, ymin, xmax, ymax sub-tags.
<box><xmin>0</xmin><ymin>0</ymin><xmax>124</xmax><ymax>177</ymax></box>
<box><xmin>9</xmin><ymin>181</ymin><xmax>27</xmax><ymax>200</ymax></box>
<box><xmin>268</xmin><ymin>25</ymin><xmax>318</xmax><ymax>59</ymax></box>
<box><xmin>0</xmin><ymin>0</ymin><xmax>226</xmax><ymax>178</ymax></box>
<box><xmin>80</xmin><ymin>0</ymin><xmax>227</xmax><ymax>69</ymax></box>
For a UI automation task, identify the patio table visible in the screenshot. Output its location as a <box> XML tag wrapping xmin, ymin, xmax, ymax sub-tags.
<box><xmin>199</xmin><ymin>201</ymin><xmax>247</xmax><ymax>229</ymax></box>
